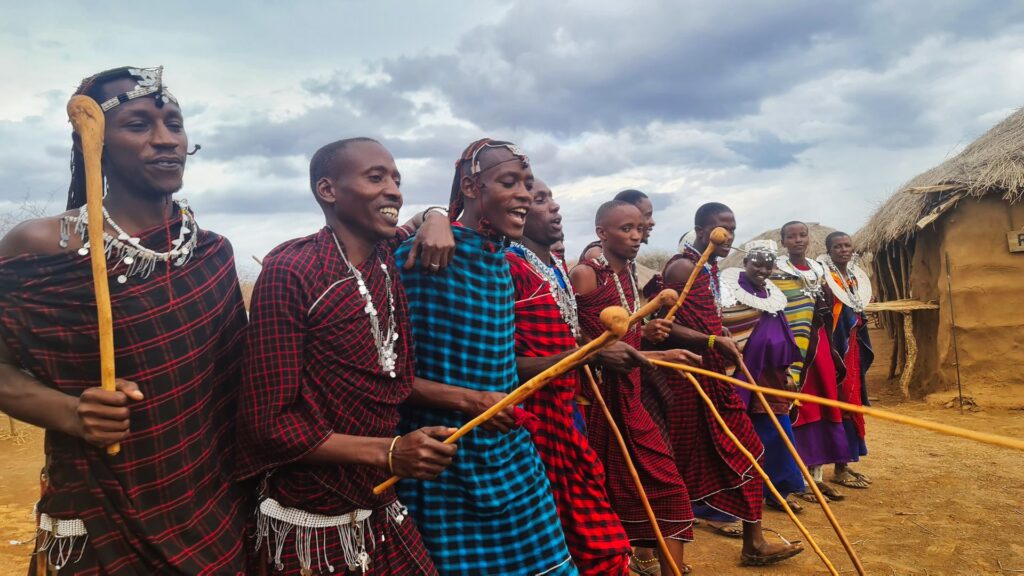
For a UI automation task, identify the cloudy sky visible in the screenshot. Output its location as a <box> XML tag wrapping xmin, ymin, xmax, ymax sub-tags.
<box><xmin>2</xmin><ymin>1</ymin><xmax>1022</xmax><ymax>278</ymax></box>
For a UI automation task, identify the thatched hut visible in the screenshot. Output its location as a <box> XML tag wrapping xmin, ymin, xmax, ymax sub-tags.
<box><xmin>855</xmin><ymin>107</ymin><xmax>1024</xmax><ymax>399</ymax></box>
<box><xmin>720</xmin><ymin>222</ymin><xmax>837</xmax><ymax>269</ymax></box>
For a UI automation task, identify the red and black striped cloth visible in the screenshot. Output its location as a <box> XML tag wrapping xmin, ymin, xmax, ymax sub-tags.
<box><xmin>235</xmin><ymin>227</ymin><xmax>436</xmax><ymax>575</ymax></box>
<box><xmin>655</xmin><ymin>251</ymin><xmax>763</xmax><ymax>522</ymax></box>
<box><xmin>506</xmin><ymin>250</ymin><xmax>630</xmax><ymax>575</ymax></box>
<box><xmin>0</xmin><ymin>217</ymin><xmax>249</xmax><ymax>574</ymax></box>
<box><xmin>574</xmin><ymin>259</ymin><xmax>694</xmax><ymax>545</ymax></box>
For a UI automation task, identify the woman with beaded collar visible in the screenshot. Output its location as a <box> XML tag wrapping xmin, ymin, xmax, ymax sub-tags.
<box><xmin>817</xmin><ymin>232</ymin><xmax>874</xmax><ymax>490</ymax></box>
<box><xmin>776</xmin><ymin>222</ymin><xmax>854</xmax><ymax>502</ymax></box>
<box><xmin>720</xmin><ymin>240</ymin><xmax>805</xmax><ymax>513</ymax></box>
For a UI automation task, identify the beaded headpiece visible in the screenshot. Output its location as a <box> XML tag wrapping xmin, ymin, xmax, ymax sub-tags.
<box><xmin>743</xmin><ymin>239</ymin><xmax>778</xmax><ymax>264</ymax></box>
<box><xmin>67</xmin><ymin>66</ymin><xmax>180</xmax><ymax>210</ymax></box>
<box><xmin>92</xmin><ymin>66</ymin><xmax>177</xmax><ymax>112</ymax></box>
<box><xmin>448</xmin><ymin>138</ymin><xmax>529</xmax><ymax>223</ymax></box>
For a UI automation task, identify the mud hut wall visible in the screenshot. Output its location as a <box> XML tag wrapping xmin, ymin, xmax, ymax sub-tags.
<box><xmin>907</xmin><ymin>227</ymin><xmax>942</xmax><ymax>396</ymax></box>
<box><xmin>925</xmin><ymin>197</ymin><xmax>1024</xmax><ymax>395</ymax></box>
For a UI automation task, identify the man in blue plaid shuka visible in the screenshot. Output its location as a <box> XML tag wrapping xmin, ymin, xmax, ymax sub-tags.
<box><xmin>395</xmin><ymin>138</ymin><xmax>577</xmax><ymax>575</ymax></box>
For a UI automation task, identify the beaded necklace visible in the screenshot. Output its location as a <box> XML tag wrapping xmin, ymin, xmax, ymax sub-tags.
<box><xmin>330</xmin><ymin>230</ymin><xmax>399</xmax><ymax>378</ymax></box>
<box><xmin>776</xmin><ymin>255</ymin><xmax>825</xmax><ymax>299</ymax></box>
<box><xmin>684</xmin><ymin>243</ymin><xmax>722</xmax><ymax>317</ymax></box>
<box><xmin>819</xmin><ymin>255</ymin><xmax>871</xmax><ymax>314</ymax></box>
<box><xmin>596</xmin><ymin>252</ymin><xmax>640</xmax><ymax>317</ymax></box>
<box><xmin>61</xmin><ymin>199</ymin><xmax>199</xmax><ymax>284</ymax></box>
<box><xmin>511</xmin><ymin>242</ymin><xmax>580</xmax><ymax>339</ymax></box>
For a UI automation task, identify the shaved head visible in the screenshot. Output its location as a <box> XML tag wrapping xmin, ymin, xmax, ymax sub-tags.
<box><xmin>595</xmin><ymin>199</ymin><xmax>636</xmax><ymax>226</ymax></box>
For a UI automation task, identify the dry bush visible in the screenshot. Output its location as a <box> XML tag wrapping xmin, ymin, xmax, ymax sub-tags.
<box><xmin>0</xmin><ymin>198</ymin><xmax>50</xmax><ymax>238</ymax></box>
<box><xmin>636</xmin><ymin>249</ymin><xmax>674</xmax><ymax>272</ymax></box>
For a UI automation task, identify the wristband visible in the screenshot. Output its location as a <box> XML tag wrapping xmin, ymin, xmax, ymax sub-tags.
<box><xmin>387</xmin><ymin>435</ymin><xmax>402</xmax><ymax>475</ymax></box>
<box><xmin>707</xmin><ymin>334</ymin><xmax>716</xmax><ymax>351</ymax></box>
<box><xmin>423</xmin><ymin>206</ymin><xmax>449</xmax><ymax>220</ymax></box>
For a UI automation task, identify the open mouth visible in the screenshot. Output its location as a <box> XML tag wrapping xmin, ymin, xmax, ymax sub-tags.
<box><xmin>508</xmin><ymin>207</ymin><xmax>528</xmax><ymax>225</ymax></box>
<box><xmin>379</xmin><ymin>206</ymin><xmax>399</xmax><ymax>223</ymax></box>
<box><xmin>149</xmin><ymin>158</ymin><xmax>183</xmax><ymax>171</ymax></box>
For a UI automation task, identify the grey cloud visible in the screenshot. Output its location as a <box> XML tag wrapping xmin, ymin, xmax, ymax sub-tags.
<box><xmin>727</xmin><ymin>131</ymin><xmax>809</xmax><ymax>169</ymax></box>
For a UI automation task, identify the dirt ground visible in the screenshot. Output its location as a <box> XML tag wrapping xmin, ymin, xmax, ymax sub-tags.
<box><xmin>1</xmin><ymin>328</ymin><xmax>1023</xmax><ymax>575</ymax></box>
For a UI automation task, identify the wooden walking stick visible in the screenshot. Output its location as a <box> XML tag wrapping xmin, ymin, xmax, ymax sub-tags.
<box><xmin>582</xmin><ymin>365</ymin><xmax>682</xmax><ymax>576</ymax></box>
<box><xmin>67</xmin><ymin>95</ymin><xmax>120</xmax><ymax>457</ymax></box>
<box><xmin>676</xmin><ymin>370</ymin><xmax>838</xmax><ymax>576</ymax></box>
<box><xmin>664</xmin><ymin>227</ymin><xmax>731</xmax><ymax>320</ymax></box>
<box><xmin>733</xmin><ymin>356</ymin><xmax>865</xmax><ymax>575</ymax></box>
<box><xmin>373</xmin><ymin>305</ymin><xmax>632</xmax><ymax>494</ymax></box>
<box><xmin>649</xmin><ymin>360</ymin><xmax>1024</xmax><ymax>453</ymax></box>
<box><xmin>373</xmin><ymin>288</ymin><xmax>682</xmax><ymax>495</ymax></box>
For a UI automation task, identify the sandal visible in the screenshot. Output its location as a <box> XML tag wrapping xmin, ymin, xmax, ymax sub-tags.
<box><xmin>740</xmin><ymin>530</ymin><xmax>804</xmax><ymax>566</ymax></box>
<box><xmin>702</xmin><ymin>520</ymin><xmax>743</xmax><ymax>539</ymax></box>
<box><xmin>795</xmin><ymin>490</ymin><xmax>829</xmax><ymax>504</ymax></box>
<box><xmin>816</xmin><ymin>481</ymin><xmax>845</xmax><ymax>500</ymax></box>
<box><xmin>831</xmin><ymin>472</ymin><xmax>870</xmax><ymax>489</ymax></box>
<box><xmin>628</xmin><ymin>554</ymin><xmax>660</xmax><ymax>575</ymax></box>
<box><xmin>848</xmin><ymin>469</ymin><xmax>873</xmax><ymax>484</ymax></box>
<box><xmin>765</xmin><ymin>497</ymin><xmax>804</xmax><ymax>514</ymax></box>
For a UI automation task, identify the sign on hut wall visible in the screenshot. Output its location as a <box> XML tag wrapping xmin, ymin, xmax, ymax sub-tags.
<box><xmin>1007</xmin><ymin>230</ymin><xmax>1024</xmax><ymax>253</ymax></box>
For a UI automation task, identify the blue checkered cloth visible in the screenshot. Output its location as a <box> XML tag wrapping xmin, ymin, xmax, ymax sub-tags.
<box><xmin>396</xmin><ymin>226</ymin><xmax>577</xmax><ymax>576</ymax></box>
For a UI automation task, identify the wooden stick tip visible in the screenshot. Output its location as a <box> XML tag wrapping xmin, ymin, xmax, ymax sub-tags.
<box><xmin>655</xmin><ymin>288</ymin><xmax>679</xmax><ymax>307</ymax></box>
<box><xmin>710</xmin><ymin>227</ymin><xmax>731</xmax><ymax>245</ymax></box>
<box><xmin>599</xmin><ymin>306</ymin><xmax>630</xmax><ymax>337</ymax></box>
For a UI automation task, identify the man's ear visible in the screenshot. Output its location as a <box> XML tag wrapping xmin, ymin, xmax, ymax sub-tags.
<box><xmin>595</xmin><ymin>224</ymin><xmax>608</xmax><ymax>242</ymax></box>
<box><xmin>315</xmin><ymin>177</ymin><xmax>336</xmax><ymax>205</ymax></box>
<box><xmin>460</xmin><ymin>175</ymin><xmax>480</xmax><ymax>200</ymax></box>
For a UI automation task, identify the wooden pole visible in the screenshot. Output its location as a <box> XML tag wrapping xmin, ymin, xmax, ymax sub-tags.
<box><xmin>372</xmin><ymin>306</ymin><xmax>631</xmax><ymax>495</ymax></box>
<box><xmin>583</xmin><ymin>366</ymin><xmax>681</xmax><ymax>576</ymax></box>
<box><xmin>734</xmin><ymin>357</ymin><xmax>865</xmax><ymax>575</ymax></box>
<box><xmin>944</xmin><ymin>252</ymin><xmax>965</xmax><ymax>414</ymax></box>
<box><xmin>678</xmin><ymin>370</ymin><xmax>837</xmax><ymax>575</ymax></box>
<box><xmin>67</xmin><ymin>95</ymin><xmax>119</xmax><ymax>456</ymax></box>
<box><xmin>663</xmin><ymin>227</ymin><xmax>730</xmax><ymax>320</ymax></box>
<box><xmin>650</xmin><ymin>360</ymin><xmax>1024</xmax><ymax>452</ymax></box>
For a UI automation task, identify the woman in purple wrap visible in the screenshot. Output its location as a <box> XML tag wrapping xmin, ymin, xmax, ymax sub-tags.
<box><xmin>720</xmin><ymin>240</ymin><xmax>805</xmax><ymax>512</ymax></box>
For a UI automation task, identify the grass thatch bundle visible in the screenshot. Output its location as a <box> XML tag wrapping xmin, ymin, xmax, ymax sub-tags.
<box><xmin>855</xmin><ymin>107</ymin><xmax>1024</xmax><ymax>252</ymax></box>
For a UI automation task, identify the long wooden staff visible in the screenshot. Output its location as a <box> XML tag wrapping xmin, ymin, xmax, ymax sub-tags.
<box><xmin>67</xmin><ymin>95</ymin><xmax>119</xmax><ymax>457</ymax></box>
<box><xmin>650</xmin><ymin>360</ymin><xmax>1024</xmax><ymax>452</ymax></box>
<box><xmin>676</xmin><ymin>370</ymin><xmax>838</xmax><ymax>575</ymax></box>
<box><xmin>373</xmin><ymin>305</ymin><xmax>632</xmax><ymax>494</ymax></box>
<box><xmin>663</xmin><ymin>227</ymin><xmax>730</xmax><ymax>320</ymax></box>
<box><xmin>733</xmin><ymin>357</ymin><xmax>865</xmax><ymax>575</ymax></box>
<box><xmin>582</xmin><ymin>365</ymin><xmax>681</xmax><ymax>576</ymax></box>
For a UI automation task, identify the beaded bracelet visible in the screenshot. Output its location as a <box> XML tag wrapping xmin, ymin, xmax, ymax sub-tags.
<box><xmin>387</xmin><ymin>435</ymin><xmax>402</xmax><ymax>475</ymax></box>
<box><xmin>423</xmin><ymin>206</ymin><xmax>449</xmax><ymax>220</ymax></box>
<box><xmin>707</xmin><ymin>334</ymin><xmax>716</xmax><ymax>351</ymax></box>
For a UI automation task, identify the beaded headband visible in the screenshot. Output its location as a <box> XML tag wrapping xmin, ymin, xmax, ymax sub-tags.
<box><xmin>96</xmin><ymin>66</ymin><xmax>177</xmax><ymax>112</ymax></box>
<box><xmin>466</xmin><ymin>142</ymin><xmax>529</xmax><ymax>175</ymax></box>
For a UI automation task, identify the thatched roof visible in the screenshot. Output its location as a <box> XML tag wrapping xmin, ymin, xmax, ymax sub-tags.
<box><xmin>719</xmin><ymin>222</ymin><xmax>837</xmax><ymax>269</ymax></box>
<box><xmin>856</xmin><ymin>107</ymin><xmax>1024</xmax><ymax>253</ymax></box>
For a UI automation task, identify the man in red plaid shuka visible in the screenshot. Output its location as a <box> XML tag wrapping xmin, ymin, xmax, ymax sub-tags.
<box><xmin>0</xmin><ymin>67</ymin><xmax>249</xmax><ymax>575</ymax></box>
<box><xmin>655</xmin><ymin>202</ymin><xmax>803</xmax><ymax>567</ymax></box>
<box><xmin>235</xmin><ymin>138</ymin><xmax>461</xmax><ymax>576</ymax></box>
<box><xmin>570</xmin><ymin>200</ymin><xmax>698</xmax><ymax>576</ymax></box>
<box><xmin>504</xmin><ymin>180</ymin><xmax>632</xmax><ymax>575</ymax></box>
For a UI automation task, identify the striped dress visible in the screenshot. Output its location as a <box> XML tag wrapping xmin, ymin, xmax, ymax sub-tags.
<box><xmin>771</xmin><ymin>259</ymin><xmax>819</xmax><ymax>384</ymax></box>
